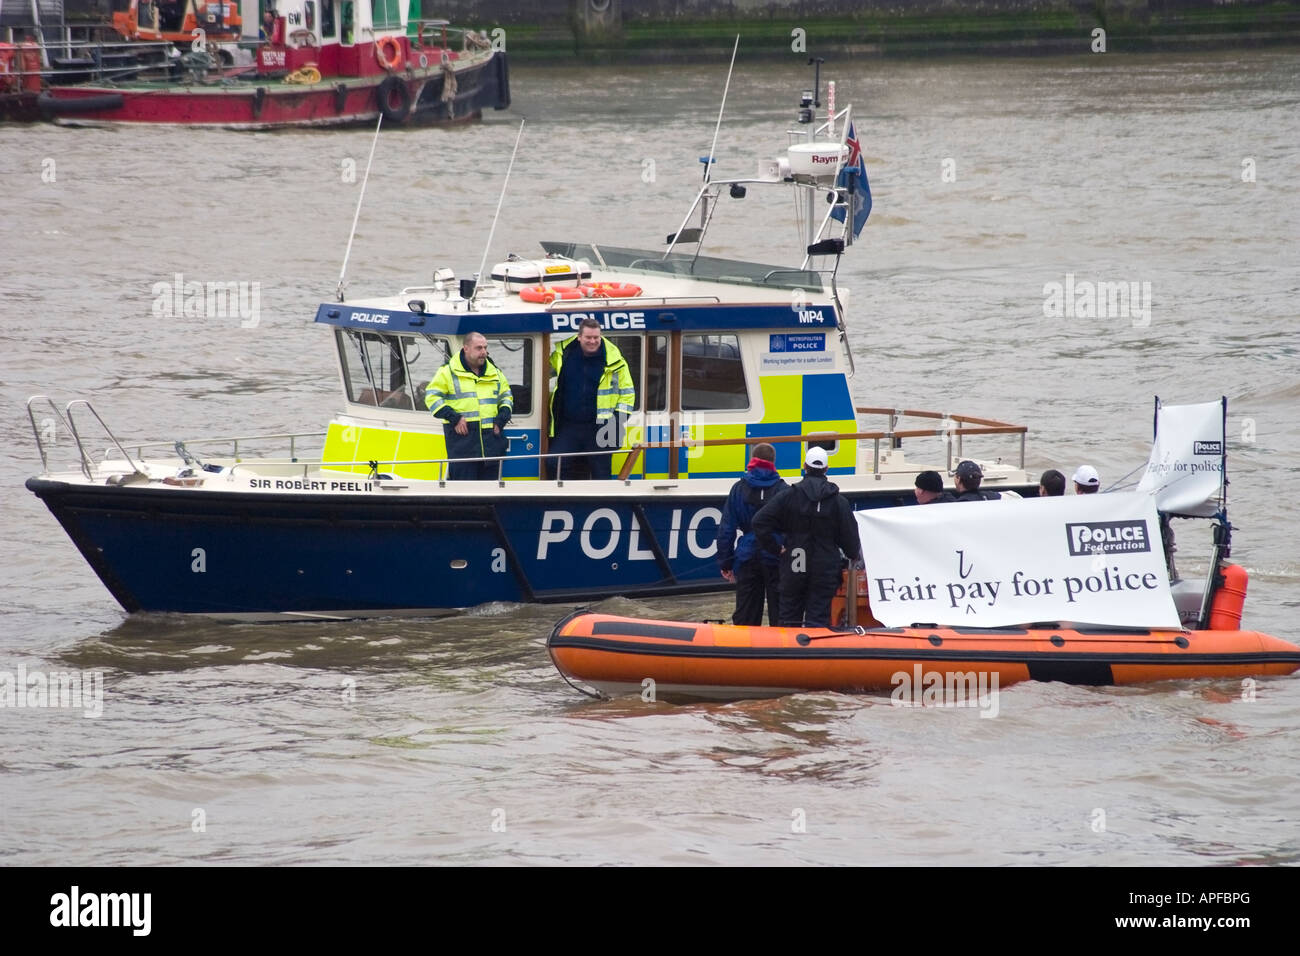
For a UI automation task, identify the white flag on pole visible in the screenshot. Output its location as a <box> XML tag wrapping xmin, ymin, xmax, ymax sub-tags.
<box><xmin>1136</xmin><ymin>398</ymin><xmax>1226</xmax><ymax>517</ymax></box>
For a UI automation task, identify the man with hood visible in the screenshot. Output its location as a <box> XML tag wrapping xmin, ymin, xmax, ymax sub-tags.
<box><xmin>753</xmin><ymin>446</ymin><xmax>862</xmax><ymax>628</ymax></box>
<box><xmin>716</xmin><ymin>442</ymin><xmax>788</xmax><ymax>626</ymax></box>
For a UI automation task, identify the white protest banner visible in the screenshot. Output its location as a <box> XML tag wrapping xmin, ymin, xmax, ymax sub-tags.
<box><xmin>1135</xmin><ymin>398</ymin><xmax>1225</xmax><ymax>517</ymax></box>
<box><xmin>854</xmin><ymin>492</ymin><xmax>1180</xmax><ymax>629</ymax></box>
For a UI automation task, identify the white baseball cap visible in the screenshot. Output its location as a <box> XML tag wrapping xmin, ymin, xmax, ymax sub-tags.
<box><xmin>805</xmin><ymin>447</ymin><xmax>829</xmax><ymax>469</ymax></box>
<box><xmin>1072</xmin><ymin>465</ymin><xmax>1100</xmax><ymax>486</ymax></box>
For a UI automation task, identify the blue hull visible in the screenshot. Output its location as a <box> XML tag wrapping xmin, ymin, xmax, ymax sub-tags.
<box><xmin>27</xmin><ymin>477</ymin><xmax>1035</xmax><ymax>617</ymax></box>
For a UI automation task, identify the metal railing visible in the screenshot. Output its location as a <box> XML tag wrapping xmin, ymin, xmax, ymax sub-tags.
<box><xmin>614</xmin><ymin>407</ymin><xmax>1028</xmax><ymax>481</ymax></box>
<box><xmin>123</xmin><ymin>431</ymin><xmax>326</xmax><ymax>463</ymax></box>
<box><xmin>28</xmin><ymin>396</ymin><xmax>1026</xmax><ymax>488</ymax></box>
<box><xmin>27</xmin><ymin>396</ymin><xmax>147</xmax><ymax>481</ymax></box>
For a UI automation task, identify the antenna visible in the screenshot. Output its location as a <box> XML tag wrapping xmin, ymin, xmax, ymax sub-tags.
<box><xmin>336</xmin><ymin>114</ymin><xmax>384</xmax><ymax>302</ymax></box>
<box><xmin>664</xmin><ymin>36</ymin><xmax>738</xmax><ymax>258</ymax></box>
<box><xmin>703</xmin><ymin>35</ymin><xmax>740</xmax><ymax>186</ymax></box>
<box><xmin>472</xmin><ymin>119</ymin><xmax>527</xmax><ymax>307</ymax></box>
<box><xmin>808</xmin><ymin>57</ymin><xmax>824</xmax><ymax>107</ymax></box>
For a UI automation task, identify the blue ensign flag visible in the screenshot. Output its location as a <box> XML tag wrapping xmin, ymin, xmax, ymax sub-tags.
<box><xmin>830</xmin><ymin>120</ymin><xmax>872</xmax><ymax>238</ymax></box>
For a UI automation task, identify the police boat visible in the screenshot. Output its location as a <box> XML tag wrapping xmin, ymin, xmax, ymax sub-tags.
<box><xmin>26</xmin><ymin>74</ymin><xmax>1036</xmax><ymax>620</ymax></box>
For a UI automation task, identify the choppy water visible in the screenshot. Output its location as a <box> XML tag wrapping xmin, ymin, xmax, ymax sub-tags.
<box><xmin>1</xmin><ymin>49</ymin><xmax>1298</xmax><ymax>866</ymax></box>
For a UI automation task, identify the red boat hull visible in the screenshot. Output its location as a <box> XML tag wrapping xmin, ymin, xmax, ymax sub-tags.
<box><xmin>38</xmin><ymin>50</ymin><xmax>508</xmax><ymax>129</ymax></box>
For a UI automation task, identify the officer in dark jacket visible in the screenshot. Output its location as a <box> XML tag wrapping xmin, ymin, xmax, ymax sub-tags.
<box><xmin>950</xmin><ymin>459</ymin><xmax>1001</xmax><ymax>502</ymax></box>
<box><xmin>753</xmin><ymin>446</ymin><xmax>862</xmax><ymax>628</ymax></box>
<box><xmin>716</xmin><ymin>442</ymin><xmax>788</xmax><ymax>626</ymax></box>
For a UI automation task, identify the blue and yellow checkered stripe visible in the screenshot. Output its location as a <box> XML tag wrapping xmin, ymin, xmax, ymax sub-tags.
<box><xmin>615</xmin><ymin>372</ymin><xmax>858</xmax><ymax>479</ymax></box>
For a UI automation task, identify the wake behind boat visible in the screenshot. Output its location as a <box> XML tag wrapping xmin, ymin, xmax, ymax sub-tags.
<box><xmin>27</xmin><ymin>69</ymin><xmax>1036</xmax><ymax>620</ymax></box>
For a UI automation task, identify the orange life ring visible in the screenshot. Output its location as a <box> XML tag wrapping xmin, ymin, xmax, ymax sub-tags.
<box><xmin>519</xmin><ymin>284</ymin><xmax>587</xmax><ymax>305</ymax></box>
<box><xmin>375</xmin><ymin>35</ymin><xmax>403</xmax><ymax>72</ymax></box>
<box><xmin>585</xmin><ymin>282</ymin><xmax>642</xmax><ymax>298</ymax></box>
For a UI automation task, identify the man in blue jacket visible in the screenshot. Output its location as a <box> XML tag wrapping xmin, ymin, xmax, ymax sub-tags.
<box><xmin>753</xmin><ymin>446</ymin><xmax>861</xmax><ymax>628</ymax></box>
<box><xmin>716</xmin><ymin>443</ymin><xmax>787</xmax><ymax>626</ymax></box>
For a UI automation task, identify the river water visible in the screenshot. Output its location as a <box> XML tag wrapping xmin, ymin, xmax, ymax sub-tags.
<box><xmin>1</xmin><ymin>50</ymin><xmax>1298</xmax><ymax>867</ymax></box>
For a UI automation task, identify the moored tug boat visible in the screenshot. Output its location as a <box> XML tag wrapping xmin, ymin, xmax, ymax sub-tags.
<box><xmin>37</xmin><ymin>2</ymin><xmax>509</xmax><ymax>128</ymax></box>
<box><xmin>27</xmin><ymin>73</ymin><xmax>1037</xmax><ymax>620</ymax></box>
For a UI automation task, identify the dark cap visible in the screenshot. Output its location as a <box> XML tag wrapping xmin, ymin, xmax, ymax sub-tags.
<box><xmin>954</xmin><ymin>460</ymin><xmax>982</xmax><ymax>482</ymax></box>
<box><xmin>915</xmin><ymin>470</ymin><xmax>944</xmax><ymax>493</ymax></box>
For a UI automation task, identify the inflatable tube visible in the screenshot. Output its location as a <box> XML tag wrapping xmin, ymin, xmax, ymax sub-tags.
<box><xmin>548</xmin><ymin>610</ymin><xmax>1300</xmax><ymax>700</ymax></box>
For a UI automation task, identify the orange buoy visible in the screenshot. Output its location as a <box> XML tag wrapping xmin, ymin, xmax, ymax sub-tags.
<box><xmin>1207</xmin><ymin>563</ymin><xmax>1248</xmax><ymax>631</ymax></box>
<box><xmin>519</xmin><ymin>284</ymin><xmax>587</xmax><ymax>304</ymax></box>
<box><xmin>584</xmin><ymin>282</ymin><xmax>642</xmax><ymax>298</ymax></box>
<box><xmin>375</xmin><ymin>35</ymin><xmax>404</xmax><ymax>72</ymax></box>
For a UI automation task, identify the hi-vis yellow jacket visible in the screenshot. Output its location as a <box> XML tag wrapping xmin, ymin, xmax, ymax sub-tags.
<box><xmin>547</xmin><ymin>336</ymin><xmax>635</xmax><ymax>436</ymax></box>
<box><xmin>425</xmin><ymin>350</ymin><xmax>513</xmax><ymax>428</ymax></box>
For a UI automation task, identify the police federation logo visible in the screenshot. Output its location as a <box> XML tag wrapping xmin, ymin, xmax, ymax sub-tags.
<box><xmin>1066</xmin><ymin>520</ymin><xmax>1151</xmax><ymax>556</ymax></box>
<box><xmin>1193</xmin><ymin>440</ymin><xmax>1223</xmax><ymax>456</ymax></box>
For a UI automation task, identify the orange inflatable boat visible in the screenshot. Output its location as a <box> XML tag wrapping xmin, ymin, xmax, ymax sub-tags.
<box><xmin>547</xmin><ymin>610</ymin><xmax>1300</xmax><ymax>700</ymax></box>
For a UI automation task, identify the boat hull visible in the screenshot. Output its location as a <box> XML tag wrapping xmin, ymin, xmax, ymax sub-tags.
<box><xmin>27</xmin><ymin>475</ymin><xmax>1021</xmax><ymax>619</ymax></box>
<box><xmin>547</xmin><ymin>611</ymin><xmax>1300</xmax><ymax>699</ymax></box>
<box><xmin>37</xmin><ymin>51</ymin><xmax>509</xmax><ymax>129</ymax></box>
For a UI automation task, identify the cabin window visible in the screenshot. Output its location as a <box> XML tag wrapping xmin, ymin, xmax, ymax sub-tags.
<box><xmin>339</xmin><ymin>330</ymin><xmax>453</xmax><ymax>410</ymax></box>
<box><xmin>320</xmin><ymin>0</ymin><xmax>336</xmax><ymax>38</ymax></box>
<box><xmin>397</xmin><ymin>334</ymin><xmax>454</xmax><ymax>411</ymax></box>
<box><xmin>681</xmin><ymin>334</ymin><xmax>748</xmax><ymax>410</ymax></box>
<box><xmin>304</xmin><ymin>1</ymin><xmax>315</xmax><ymax>31</ymax></box>
<box><xmin>607</xmin><ymin>335</ymin><xmax>643</xmax><ymax>411</ymax></box>
<box><xmin>485</xmin><ymin>336</ymin><xmax>534</xmax><ymax>417</ymax></box>
<box><xmin>340</xmin><ymin>1</ymin><xmax>353</xmax><ymax>43</ymax></box>
<box><xmin>372</xmin><ymin>0</ymin><xmax>401</xmax><ymax>29</ymax></box>
<box><xmin>340</xmin><ymin>330</ymin><xmax>418</xmax><ymax>409</ymax></box>
<box><xmin>645</xmin><ymin>334</ymin><xmax>668</xmax><ymax>412</ymax></box>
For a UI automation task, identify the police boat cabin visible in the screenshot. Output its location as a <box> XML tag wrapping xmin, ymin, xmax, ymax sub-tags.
<box><xmin>318</xmin><ymin>235</ymin><xmax>1031</xmax><ymax>484</ymax></box>
<box><xmin>25</xmin><ymin>79</ymin><xmax>1035</xmax><ymax>618</ymax></box>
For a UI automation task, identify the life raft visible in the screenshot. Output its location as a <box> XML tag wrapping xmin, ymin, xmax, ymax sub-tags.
<box><xmin>375</xmin><ymin>35</ymin><xmax>403</xmax><ymax>72</ymax></box>
<box><xmin>547</xmin><ymin>609</ymin><xmax>1300</xmax><ymax>700</ymax></box>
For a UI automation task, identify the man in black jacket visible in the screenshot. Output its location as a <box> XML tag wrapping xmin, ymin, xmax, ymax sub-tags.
<box><xmin>913</xmin><ymin>470</ymin><xmax>954</xmax><ymax>504</ymax></box>
<box><xmin>753</xmin><ymin>447</ymin><xmax>862</xmax><ymax>628</ymax></box>
<box><xmin>951</xmin><ymin>460</ymin><xmax>1001</xmax><ymax>502</ymax></box>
